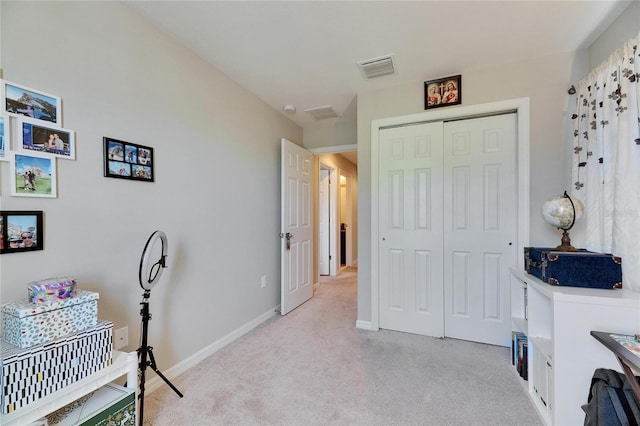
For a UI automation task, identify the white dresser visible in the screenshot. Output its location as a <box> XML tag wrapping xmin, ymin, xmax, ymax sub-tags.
<box><xmin>510</xmin><ymin>268</ymin><xmax>640</xmax><ymax>425</ymax></box>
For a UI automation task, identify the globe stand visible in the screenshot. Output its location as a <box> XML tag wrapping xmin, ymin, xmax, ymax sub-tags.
<box><xmin>555</xmin><ymin>229</ymin><xmax>578</xmax><ymax>252</ymax></box>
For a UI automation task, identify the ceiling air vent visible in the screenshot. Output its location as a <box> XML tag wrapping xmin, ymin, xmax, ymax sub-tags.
<box><xmin>305</xmin><ymin>106</ymin><xmax>338</xmax><ymax>121</ymax></box>
<box><xmin>357</xmin><ymin>55</ymin><xmax>395</xmax><ymax>80</ymax></box>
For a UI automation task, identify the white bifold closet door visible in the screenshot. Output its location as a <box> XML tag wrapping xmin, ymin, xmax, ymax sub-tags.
<box><xmin>378</xmin><ymin>113</ymin><xmax>517</xmax><ymax>346</ymax></box>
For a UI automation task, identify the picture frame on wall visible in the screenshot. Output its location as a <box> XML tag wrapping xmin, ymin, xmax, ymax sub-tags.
<box><xmin>103</xmin><ymin>137</ymin><xmax>154</xmax><ymax>182</ymax></box>
<box><xmin>10</xmin><ymin>151</ymin><xmax>58</xmax><ymax>198</ymax></box>
<box><xmin>424</xmin><ymin>74</ymin><xmax>461</xmax><ymax>110</ymax></box>
<box><xmin>0</xmin><ymin>210</ymin><xmax>44</xmax><ymax>254</ymax></box>
<box><xmin>17</xmin><ymin>116</ymin><xmax>75</xmax><ymax>160</ymax></box>
<box><xmin>0</xmin><ymin>114</ymin><xmax>7</xmax><ymax>160</ymax></box>
<box><xmin>1</xmin><ymin>80</ymin><xmax>61</xmax><ymax>126</ymax></box>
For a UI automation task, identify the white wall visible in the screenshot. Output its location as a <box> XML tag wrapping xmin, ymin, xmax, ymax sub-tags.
<box><xmin>589</xmin><ymin>1</ymin><xmax>640</xmax><ymax>68</ymax></box>
<box><xmin>356</xmin><ymin>0</ymin><xmax>639</xmax><ymax>323</ymax></box>
<box><xmin>0</xmin><ymin>1</ymin><xmax>302</xmax><ymax>370</ymax></box>
<box><xmin>356</xmin><ymin>50</ymin><xmax>589</xmax><ymax>322</ymax></box>
<box><xmin>304</xmin><ymin>118</ymin><xmax>357</xmax><ymax>150</ymax></box>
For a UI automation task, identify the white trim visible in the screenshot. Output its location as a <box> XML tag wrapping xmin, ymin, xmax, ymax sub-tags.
<box><xmin>309</xmin><ymin>144</ymin><xmax>357</xmax><ymax>154</ymax></box>
<box><xmin>143</xmin><ymin>306</ymin><xmax>279</xmax><ymax>395</ymax></box>
<box><xmin>370</xmin><ymin>98</ymin><xmax>530</xmax><ymax>332</ymax></box>
<box><xmin>355</xmin><ymin>320</ymin><xmax>378</xmax><ymax>331</ymax></box>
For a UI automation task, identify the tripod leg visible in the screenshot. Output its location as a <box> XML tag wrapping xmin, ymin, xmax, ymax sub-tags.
<box><xmin>147</xmin><ymin>347</ymin><xmax>184</xmax><ymax>398</ymax></box>
<box><xmin>138</xmin><ymin>347</ymin><xmax>148</xmax><ymax>426</ymax></box>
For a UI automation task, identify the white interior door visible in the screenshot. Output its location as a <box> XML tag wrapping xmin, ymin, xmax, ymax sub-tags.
<box><xmin>319</xmin><ymin>168</ymin><xmax>330</xmax><ymax>275</ymax></box>
<box><xmin>281</xmin><ymin>138</ymin><xmax>313</xmax><ymax>315</ymax></box>
<box><xmin>443</xmin><ymin>114</ymin><xmax>517</xmax><ymax>346</ymax></box>
<box><xmin>378</xmin><ymin>122</ymin><xmax>445</xmax><ymax>337</ymax></box>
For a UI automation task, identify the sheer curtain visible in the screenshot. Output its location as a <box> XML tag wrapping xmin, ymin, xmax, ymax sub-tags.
<box><xmin>570</xmin><ymin>33</ymin><xmax>640</xmax><ymax>292</ymax></box>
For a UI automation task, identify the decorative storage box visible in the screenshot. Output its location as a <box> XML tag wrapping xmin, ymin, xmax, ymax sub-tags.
<box><xmin>45</xmin><ymin>383</ymin><xmax>135</xmax><ymax>426</ymax></box>
<box><xmin>524</xmin><ymin>247</ymin><xmax>623</xmax><ymax>289</ymax></box>
<box><xmin>2</xmin><ymin>290</ymin><xmax>99</xmax><ymax>348</ymax></box>
<box><xmin>27</xmin><ymin>277</ymin><xmax>77</xmax><ymax>304</ymax></box>
<box><xmin>0</xmin><ymin>320</ymin><xmax>113</xmax><ymax>414</ymax></box>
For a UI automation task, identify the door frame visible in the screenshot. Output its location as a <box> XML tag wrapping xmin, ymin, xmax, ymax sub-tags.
<box><xmin>370</xmin><ymin>98</ymin><xmax>530</xmax><ymax>331</ymax></box>
<box><xmin>318</xmin><ymin>167</ymin><xmax>331</xmax><ymax>275</ymax></box>
<box><xmin>310</xmin><ymin>144</ymin><xmax>358</xmax><ymax>282</ymax></box>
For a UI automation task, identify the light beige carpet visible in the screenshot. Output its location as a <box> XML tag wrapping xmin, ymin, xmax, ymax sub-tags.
<box><xmin>142</xmin><ymin>268</ymin><xmax>542</xmax><ymax>425</ymax></box>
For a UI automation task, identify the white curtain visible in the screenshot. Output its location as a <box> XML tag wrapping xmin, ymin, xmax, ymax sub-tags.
<box><xmin>570</xmin><ymin>33</ymin><xmax>640</xmax><ymax>292</ymax></box>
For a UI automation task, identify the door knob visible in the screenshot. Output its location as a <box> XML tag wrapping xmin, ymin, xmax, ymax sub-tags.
<box><xmin>280</xmin><ymin>232</ymin><xmax>294</xmax><ymax>250</ymax></box>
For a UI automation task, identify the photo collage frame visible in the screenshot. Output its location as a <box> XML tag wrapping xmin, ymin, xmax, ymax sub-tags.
<box><xmin>0</xmin><ymin>79</ymin><xmax>74</xmax><ymax>198</ymax></box>
<box><xmin>103</xmin><ymin>137</ymin><xmax>154</xmax><ymax>182</ymax></box>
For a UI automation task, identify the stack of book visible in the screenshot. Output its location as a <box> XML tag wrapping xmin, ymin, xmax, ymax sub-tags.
<box><xmin>512</xmin><ymin>331</ymin><xmax>528</xmax><ymax>380</ymax></box>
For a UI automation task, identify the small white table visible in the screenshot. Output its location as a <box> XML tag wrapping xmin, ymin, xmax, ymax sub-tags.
<box><xmin>591</xmin><ymin>331</ymin><xmax>640</xmax><ymax>401</ymax></box>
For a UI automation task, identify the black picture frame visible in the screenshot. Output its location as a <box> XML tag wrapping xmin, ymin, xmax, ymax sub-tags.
<box><xmin>103</xmin><ymin>137</ymin><xmax>154</xmax><ymax>182</ymax></box>
<box><xmin>0</xmin><ymin>210</ymin><xmax>44</xmax><ymax>254</ymax></box>
<box><xmin>424</xmin><ymin>74</ymin><xmax>461</xmax><ymax>109</ymax></box>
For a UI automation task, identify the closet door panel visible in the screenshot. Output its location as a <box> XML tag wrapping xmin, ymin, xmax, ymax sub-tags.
<box><xmin>378</xmin><ymin>122</ymin><xmax>444</xmax><ymax>337</ymax></box>
<box><xmin>443</xmin><ymin>113</ymin><xmax>518</xmax><ymax>346</ymax></box>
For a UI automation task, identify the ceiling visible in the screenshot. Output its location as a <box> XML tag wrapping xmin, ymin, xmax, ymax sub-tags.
<box><xmin>124</xmin><ymin>1</ymin><xmax>629</xmax><ymax>132</ymax></box>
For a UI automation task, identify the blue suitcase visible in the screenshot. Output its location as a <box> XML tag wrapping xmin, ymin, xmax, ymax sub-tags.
<box><xmin>524</xmin><ymin>247</ymin><xmax>622</xmax><ymax>289</ymax></box>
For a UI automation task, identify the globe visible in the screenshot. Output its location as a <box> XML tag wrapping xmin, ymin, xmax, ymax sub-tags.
<box><xmin>541</xmin><ymin>192</ymin><xmax>583</xmax><ymax>251</ymax></box>
<box><xmin>541</xmin><ymin>194</ymin><xmax>583</xmax><ymax>230</ymax></box>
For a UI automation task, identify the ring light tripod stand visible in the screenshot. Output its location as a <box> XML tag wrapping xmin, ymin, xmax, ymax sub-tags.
<box><xmin>138</xmin><ymin>231</ymin><xmax>183</xmax><ymax>426</ymax></box>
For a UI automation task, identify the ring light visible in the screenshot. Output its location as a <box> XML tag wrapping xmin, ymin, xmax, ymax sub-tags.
<box><xmin>139</xmin><ymin>230</ymin><xmax>168</xmax><ymax>291</ymax></box>
<box><xmin>136</xmin><ymin>230</ymin><xmax>182</xmax><ymax>426</ymax></box>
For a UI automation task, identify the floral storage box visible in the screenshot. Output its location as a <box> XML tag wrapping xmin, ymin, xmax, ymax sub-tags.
<box><xmin>1</xmin><ymin>290</ymin><xmax>99</xmax><ymax>348</ymax></box>
<box><xmin>27</xmin><ymin>277</ymin><xmax>77</xmax><ymax>303</ymax></box>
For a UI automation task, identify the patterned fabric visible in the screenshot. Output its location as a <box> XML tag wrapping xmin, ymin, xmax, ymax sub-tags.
<box><xmin>570</xmin><ymin>31</ymin><xmax>640</xmax><ymax>293</ymax></box>
<box><xmin>45</xmin><ymin>392</ymin><xmax>96</xmax><ymax>424</ymax></box>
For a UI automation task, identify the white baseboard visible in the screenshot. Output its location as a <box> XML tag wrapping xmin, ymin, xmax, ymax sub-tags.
<box><xmin>355</xmin><ymin>320</ymin><xmax>377</xmax><ymax>331</ymax></box>
<box><xmin>143</xmin><ymin>306</ymin><xmax>279</xmax><ymax>395</ymax></box>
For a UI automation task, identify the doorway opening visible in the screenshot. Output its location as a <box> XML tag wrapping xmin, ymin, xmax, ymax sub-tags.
<box><xmin>313</xmin><ymin>148</ymin><xmax>358</xmax><ymax>284</ymax></box>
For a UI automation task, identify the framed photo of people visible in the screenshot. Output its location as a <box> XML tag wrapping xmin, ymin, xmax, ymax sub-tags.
<box><xmin>10</xmin><ymin>151</ymin><xmax>58</xmax><ymax>198</ymax></box>
<box><xmin>1</xmin><ymin>79</ymin><xmax>61</xmax><ymax>126</ymax></box>
<box><xmin>424</xmin><ymin>74</ymin><xmax>461</xmax><ymax>110</ymax></box>
<box><xmin>17</xmin><ymin>116</ymin><xmax>75</xmax><ymax>160</ymax></box>
<box><xmin>103</xmin><ymin>137</ymin><xmax>154</xmax><ymax>182</ymax></box>
<box><xmin>0</xmin><ymin>210</ymin><xmax>44</xmax><ymax>254</ymax></box>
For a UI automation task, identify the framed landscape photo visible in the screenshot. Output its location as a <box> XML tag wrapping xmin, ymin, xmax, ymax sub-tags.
<box><xmin>424</xmin><ymin>74</ymin><xmax>461</xmax><ymax>110</ymax></box>
<box><xmin>1</xmin><ymin>80</ymin><xmax>61</xmax><ymax>126</ymax></box>
<box><xmin>0</xmin><ymin>210</ymin><xmax>44</xmax><ymax>254</ymax></box>
<box><xmin>103</xmin><ymin>137</ymin><xmax>154</xmax><ymax>182</ymax></box>
<box><xmin>10</xmin><ymin>151</ymin><xmax>57</xmax><ymax>198</ymax></box>
<box><xmin>17</xmin><ymin>116</ymin><xmax>75</xmax><ymax>160</ymax></box>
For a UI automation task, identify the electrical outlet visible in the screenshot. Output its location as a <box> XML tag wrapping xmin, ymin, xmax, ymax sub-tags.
<box><xmin>114</xmin><ymin>326</ymin><xmax>128</xmax><ymax>349</ymax></box>
<box><xmin>261</xmin><ymin>275</ymin><xmax>267</xmax><ymax>288</ymax></box>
